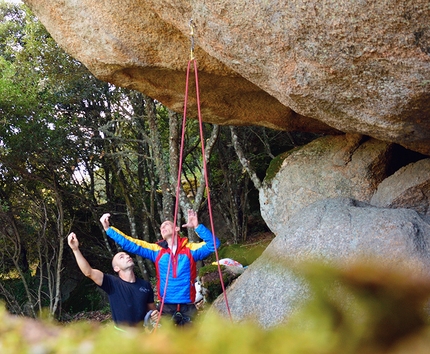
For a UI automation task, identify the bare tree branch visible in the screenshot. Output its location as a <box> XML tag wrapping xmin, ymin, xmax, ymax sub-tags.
<box><xmin>230</xmin><ymin>126</ymin><xmax>262</xmax><ymax>191</ymax></box>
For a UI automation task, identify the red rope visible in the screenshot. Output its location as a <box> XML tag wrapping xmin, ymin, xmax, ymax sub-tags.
<box><xmin>154</xmin><ymin>58</ymin><xmax>232</xmax><ymax>331</ymax></box>
<box><xmin>153</xmin><ymin>60</ymin><xmax>192</xmax><ymax>332</ymax></box>
<box><xmin>192</xmin><ymin>59</ymin><xmax>232</xmax><ymax>320</ymax></box>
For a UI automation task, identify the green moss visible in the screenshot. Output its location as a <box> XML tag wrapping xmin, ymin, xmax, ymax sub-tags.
<box><xmin>264</xmin><ymin>148</ymin><xmax>299</xmax><ymax>183</ymax></box>
<box><xmin>198</xmin><ymin>265</ymin><xmax>235</xmax><ymax>303</ymax></box>
<box><xmin>3</xmin><ymin>260</ymin><xmax>430</xmax><ymax>353</ymax></box>
<box><xmin>198</xmin><ymin>235</ymin><xmax>273</xmax><ymax>303</ymax></box>
<box><xmin>198</xmin><ymin>264</ymin><xmax>219</xmax><ymax>277</ymax></box>
<box><xmin>216</xmin><ymin>242</ymin><xmax>270</xmax><ymax>267</ymax></box>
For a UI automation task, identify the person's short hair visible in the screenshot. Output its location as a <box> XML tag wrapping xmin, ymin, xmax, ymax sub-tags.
<box><xmin>112</xmin><ymin>251</ymin><xmax>129</xmax><ymax>271</ymax></box>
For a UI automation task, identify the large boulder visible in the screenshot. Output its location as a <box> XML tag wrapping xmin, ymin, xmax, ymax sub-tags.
<box><xmin>213</xmin><ymin>198</ymin><xmax>430</xmax><ymax>328</ymax></box>
<box><xmin>24</xmin><ymin>0</ymin><xmax>430</xmax><ymax>155</ymax></box>
<box><xmin>260</xmin><ymin>134</ymin><xmax>393</xmax><ymax>233</ymax></box>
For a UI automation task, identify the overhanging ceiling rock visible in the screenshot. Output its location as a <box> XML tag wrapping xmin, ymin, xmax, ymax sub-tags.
<box><xmin>25</xmin><ymin>0</ymin><xmax>430</xmax><ymax>155</ymax></box>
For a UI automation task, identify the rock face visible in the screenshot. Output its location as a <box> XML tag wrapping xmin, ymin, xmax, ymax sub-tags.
<box><xmin>24</xmin><ymin>0</ymin><xmax>430</xmax><ymax>155</ymax></box>
<box><xmin>212</xmin><ymin>135</ymin><xmax>430</xmax><ymax>327</ymax></box>
<box><xmin>213</xmin><ymin>198</ymin><xmax>430</xmax><ymax>328</ymax></box>
<box><xmin>260</xmin><ymin>135</ymin><xmax>429</xmax><ymax>233</ymax></box>
<box><xmin>371</xmin><ymin>158</ymin><xmax>430</xmax><ymax>216</ymax></box>
<box><xmin>260</xmin><ymin>134</ymin><xmax>393</xmax><ymax>233</ymax></box>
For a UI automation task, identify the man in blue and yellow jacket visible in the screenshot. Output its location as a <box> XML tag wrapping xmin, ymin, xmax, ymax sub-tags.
<box><xmin>100</xmin><ymin>209</ymin><xmax>220</xmax><ymax>324</ymax></box>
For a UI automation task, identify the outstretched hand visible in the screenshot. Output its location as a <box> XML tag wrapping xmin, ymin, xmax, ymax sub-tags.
<box><xmin>99</xmin><ymin>213</ymin><xmax>111</xmax><ymax>231</ymax></box>
<box><xmin>68</xmin><ymin>232</ymin><xmax>79</xmax><ymax>251</ymax></box>
<box><xmin>182</xmin><ymin>209</ymin><xmax>198</xmax><ymax>229</ymax></box>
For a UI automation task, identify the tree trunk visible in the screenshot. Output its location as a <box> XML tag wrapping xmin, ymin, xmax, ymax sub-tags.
<box><xmin>146</xmin><ymin>96</ymin><xmax>174</xmax><ymax>221</ymax></box>
<box><xmin>230</xmin><ymin>126</ymin><xmax>262</xmax><ymax>191</ymax></box>
<box><xmin>52</xmin><ymin>187</ymin><xmax>64</xmax><ymax>316</ymax></box>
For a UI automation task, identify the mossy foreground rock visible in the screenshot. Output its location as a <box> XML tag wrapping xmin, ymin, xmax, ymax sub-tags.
<box><xmin>3</xmin><ymin>260</ymin><xmax>430</xmax><ymax>353</ymax></box>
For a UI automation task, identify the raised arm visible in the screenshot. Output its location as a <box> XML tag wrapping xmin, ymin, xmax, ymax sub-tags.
<box><xmin>67</xmin><ymin>233</ymin><xmax>104</xmax><ymax>286</ymax></box>
<box><xmin>99</xmin><ymin>213</ymin><xmax>159</xmax><ymax>262</ymax></box>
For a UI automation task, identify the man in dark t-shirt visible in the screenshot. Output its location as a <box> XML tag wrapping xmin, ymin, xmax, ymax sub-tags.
<box><xmin>68</xmin><ymin>232</ymin><xmax>159</xmax><ymax>329</ymax></box>
<box><xmin>100</xmin><ymin>274</ymin><xmax>154</xmax><ymax>326</ymax></box>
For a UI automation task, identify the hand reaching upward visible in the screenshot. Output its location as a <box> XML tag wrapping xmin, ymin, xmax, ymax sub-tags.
<box><xmin>100</xmin><ymin>213</ymin><xmax>111</xmax><ymax>231</ymax></box>
<box><xmin>182</xmin><ymin>209</ymin><xmax>198</xmax><ymax>229</ymax></box>
<box><xmin>68</xmin><ymin>232</ymin><xmax>79</xmax><ymax>251</ymax></box>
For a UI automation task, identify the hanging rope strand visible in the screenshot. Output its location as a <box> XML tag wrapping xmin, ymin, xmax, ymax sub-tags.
<box><xmin>155</xmin><ymin>22</ymin><xmax>233</xmax><ymax>330</ymax></box>
<box><xmin>153</xmin><ymin>60</ymin><xmax>193</xmax><ymax>333</ymax></box>
<box><xmin>193</xmin><ymin>59</ymin><xmax>232</xmax><ymax>320</ymax></box>
<box><xmin>172</xmin><ymin>59</ymin><xmax>192</xmax><ymax>239</ymax></box>
<box><xmin>188</xmin><ymin>18</ymin><xmax>232</xmax><ymax>320</ymax></box>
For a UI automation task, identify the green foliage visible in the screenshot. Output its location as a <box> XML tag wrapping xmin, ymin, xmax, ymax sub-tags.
<box><xmin>0</xmin><ymin>278</ymin><xmax>27</xmax><ymax>305</ymax></box>
<box><xmin>63</xmin><ymin>277</ymin><xmax>106</xmax><ymax>314</ymax></box>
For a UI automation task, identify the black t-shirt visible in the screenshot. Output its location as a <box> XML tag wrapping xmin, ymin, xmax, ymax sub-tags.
<box><xmin>99</xmin><ymin>274</ymin><xmax>154</xmax><ymax>326</ymax></box>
